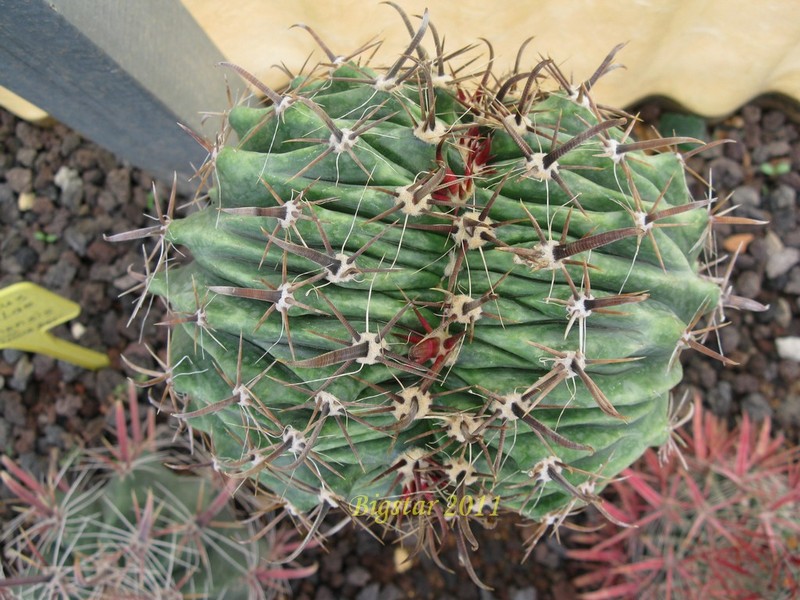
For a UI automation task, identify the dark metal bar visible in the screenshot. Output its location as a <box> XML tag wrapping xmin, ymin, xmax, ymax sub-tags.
<box><xmin>0</xmin><ymin>0</ymin><xmax>239</xmax><ymax>186</ymax></box>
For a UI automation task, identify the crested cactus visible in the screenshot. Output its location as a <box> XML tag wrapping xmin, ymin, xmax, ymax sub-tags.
<box><xmin>110</xmin><ymin>6</ymin><xmax>759</xmax><ymax>587</ymax></box>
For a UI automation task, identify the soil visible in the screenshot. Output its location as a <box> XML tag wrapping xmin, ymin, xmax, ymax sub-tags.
<box><xmin>1</xmin><ymin>94</ymin><xmax>799</xmax><ymax>599</ymax></box>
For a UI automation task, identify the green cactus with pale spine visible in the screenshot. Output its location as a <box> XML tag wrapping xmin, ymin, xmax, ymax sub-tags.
<box><xmin>113</xmin><ymin>7</ymin><xmax>745</xmax><ymax>586</ymax></box>
<box><xmin>0</xmin><ymin>386</ymin><xmax>314</xmax><ymax>599</ymax></box>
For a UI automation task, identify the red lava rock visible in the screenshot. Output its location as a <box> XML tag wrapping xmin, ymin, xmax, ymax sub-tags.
<box><xmin>6</xmin><ymin>166</ymin><xmax>32</xmax><ymax>192</ymax></box>
<box><xmin>55</xmin><ymin>394</ymin><xmax>82</xmax><ymax>418</ymax></box>
<box><xmin>31</xmin><ymin>195</ymin><xmax>54</xmax><ymax>215</ymax></box>
<box><xmin>86</xmin><ymin>238</ymin><xmax>117</xmax><ymax>263</ymax></box>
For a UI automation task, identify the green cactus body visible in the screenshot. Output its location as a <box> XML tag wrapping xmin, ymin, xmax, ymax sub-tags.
<box><xmin>124</xmin><ymin>10</ymin><xmax>731</xmax><ymax>583</ymax></box>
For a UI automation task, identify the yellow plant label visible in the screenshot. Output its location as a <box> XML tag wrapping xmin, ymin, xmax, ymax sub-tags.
<box><xmin>0</xmin><ymin>282</ymin><xmax>109</xmax><ymax>370</ymax></box>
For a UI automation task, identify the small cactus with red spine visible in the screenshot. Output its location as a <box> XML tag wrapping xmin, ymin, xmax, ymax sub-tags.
<box><xmin>0</xmin><ymin>383</ymin><xmax>316</xmax><ymax>599</ymax></box>
<box><xmin>568</xmin><ymin>394</ymin><xmax>800</xmax><ymax>600</ymax></box>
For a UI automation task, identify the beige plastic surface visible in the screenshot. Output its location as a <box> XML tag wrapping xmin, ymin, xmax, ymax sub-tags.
<box><xmin>182</xmin><ymin>0</ymin><xmax>800</xmax><ymax>117</ymax></box>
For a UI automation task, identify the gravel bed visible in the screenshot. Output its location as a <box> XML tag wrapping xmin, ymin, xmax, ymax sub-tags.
<box><xmin>1</xmin><ymin>95</ymin><xmax>798</xmax><ymax>598</ymax></box>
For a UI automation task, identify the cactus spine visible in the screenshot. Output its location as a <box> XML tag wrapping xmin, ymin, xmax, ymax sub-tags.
<box><xmin>112</xmin><ymin>7</ymin><xmax>753</xmax><ymax>586</ymax></box>
<box><xmin>0</xmin><ymin>384</ymin><xmax>314</xmax><ymax>599</ymax></box>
